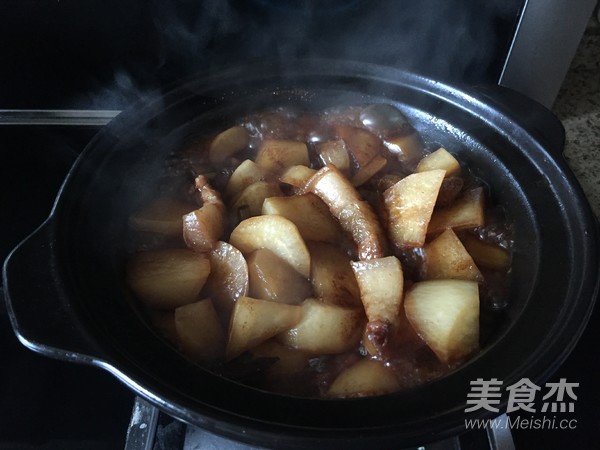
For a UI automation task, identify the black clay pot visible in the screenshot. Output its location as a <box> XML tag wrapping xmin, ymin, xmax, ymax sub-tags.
<box><xmin>3</xmin><ymin>60</ymin><xmax>599</xmax><ymax>449</ymax></box>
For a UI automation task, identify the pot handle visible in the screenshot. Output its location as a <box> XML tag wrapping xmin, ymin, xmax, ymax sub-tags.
<box><xmin>2</xmin><ymin>218</ymin><xmax>107</xmax><ymax>365</ymax></box>
<box><xmin>473</xmin><ymin>84</ymin><xmax>565</xmax><ymax>158</ymax></box>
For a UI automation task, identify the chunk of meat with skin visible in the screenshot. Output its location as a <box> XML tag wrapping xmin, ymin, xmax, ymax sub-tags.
<box><xmin>183</xmin><ymin>175</ymin><xmax>226</xmax><ymax>252</ymax></box>
<box><xmin>195</xmin><ymin>175</ymin><xmax>223</xmax><ymax>206</ymax></box>
<box><xmin>365</xmin><ymin>319</ymin><xmax>391</xmax><ymax>351</ymax></box>
<box><xmin>304</xmin><ymin>164</ymin><xmax>388</xmax><ymax>260</ymax></box>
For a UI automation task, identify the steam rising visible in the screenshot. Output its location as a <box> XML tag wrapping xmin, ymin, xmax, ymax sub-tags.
<box><xmin>81</xmin><ymin>0</ymin><xmax>520</xmax><ymax>110</ymax></box>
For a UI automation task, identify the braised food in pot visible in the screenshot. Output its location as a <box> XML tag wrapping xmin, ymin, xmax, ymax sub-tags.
<box><xmin>125</xmin><ymin>103</ymin><xmax>513</xmax><ymax>398</ymax></box>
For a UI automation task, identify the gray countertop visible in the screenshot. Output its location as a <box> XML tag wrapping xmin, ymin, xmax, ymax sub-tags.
<box><xmin>552</xmin><ymin>13</ymin><xmax>600</xmax><ymax>219</ymax></box>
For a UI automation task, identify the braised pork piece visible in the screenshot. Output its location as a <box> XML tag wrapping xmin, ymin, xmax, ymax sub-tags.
<box><xmin>125</xmin><ymin>104</ymin><xmax>513</xmax><ymax>398</ymax></box>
